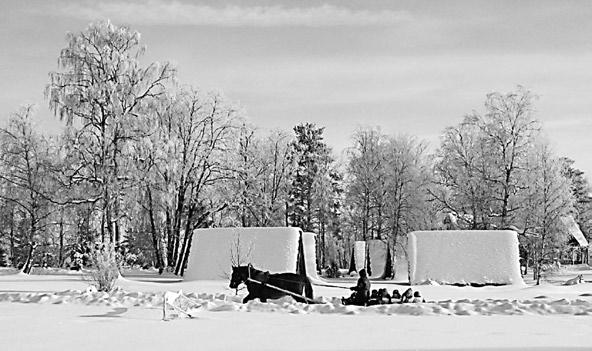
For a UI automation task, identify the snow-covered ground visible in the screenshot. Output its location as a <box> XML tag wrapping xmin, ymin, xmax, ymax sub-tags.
<box><xmin>1</xmin><ymin>266</ymin><xmax>592</xmax><ymax>350</ymax></box>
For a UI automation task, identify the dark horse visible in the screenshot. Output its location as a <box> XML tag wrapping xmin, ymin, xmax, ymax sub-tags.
<box><xmin>229</xmin><ymin>265</ymin><xmax>314</xmax><ymax>304</ymax></box>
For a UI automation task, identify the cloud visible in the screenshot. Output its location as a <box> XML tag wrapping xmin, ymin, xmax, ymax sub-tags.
<box><xmin>49</xmin><ymin>1</ymin><xmax>411</xmax><ymax>27</ymax></box>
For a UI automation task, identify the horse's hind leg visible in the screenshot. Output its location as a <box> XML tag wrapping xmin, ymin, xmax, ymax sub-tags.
<box><xmin>293</xmin><ymin>296</ymin><xmax>305</xmax><ymax>303</ymax></box>
<box><xmin>243</xmin><ymin>294</ymin><xmax>254</xmax><ymax>303</ymax></box>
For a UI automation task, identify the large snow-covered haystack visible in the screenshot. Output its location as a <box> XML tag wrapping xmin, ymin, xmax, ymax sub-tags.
<box><xmin>408</xmin><ymin>230</ymin><xmax>523</xmax><ymax>285</ymax></box>
<box><xmin>184</xmin><ymin>227</ymin><xmax>319</xmax><ymax>281</ymax></box>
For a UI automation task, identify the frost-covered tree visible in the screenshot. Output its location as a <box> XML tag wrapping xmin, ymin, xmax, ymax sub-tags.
<box><xmin>287</xmin><ymin>123</ymin><xmax>333</xmax><ymax>231</ymax></box>
<box><xmin>561</xmin><ymin>157</ymin><xmax>592</xmax><ymax>252</ymax></box>
<box><xmin>518</xmin><ymin>144</ymin><xmax>574</xmax><ymax>284</ymax></box>
<box><xmin>435</xmin><ymin>87</ymin><xmax>541</xmax><ymax>229</ymax></box>
<box><xmin>382</xmin><ymin>135</ymin><xmax>433</xmax><ymax>263</ymax></box>
<box><xmin>46</xmin><ymin>20</ymin><xmax>175</xmax><ymax>244</ymax></box>
<box><xmin>287</xmin><ymin>123</ymin><xmax>342</xmax><ymax>269</ymax></box>
<box><xmin>138</xmin><ymin>87</ymin><xmax>241</xmax><ymax>275</ymax></box>
<box><xmin>344</xmin><ymin>128</ymin><xmax>434</xmax><ymax>278</ymax></box>
<box><xmin>475</xmin><ymin>87</ymin><xmax>541</xmax><ymax>227</ymax></box>
<box><xmin>434</xmin><ymin>118</ymin><xmax>497</xmax><ymax>229</ymax></box>
<box><xmin>346</xmin><ymin>127</ymin><xmax>386</xmax><ymax>241</ymax></box>
<box><xmin>0</xmin><ymin>106</ymin><xmax>56</xmax><ymax>273</ymax></box>
<box><xmin>225</xmin><ymin>128</ymin><xmax>294</xmax><ymax>227</ymax></box>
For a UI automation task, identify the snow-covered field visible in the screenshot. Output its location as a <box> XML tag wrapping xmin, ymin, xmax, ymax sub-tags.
<box><xmin>1</xmin><ymin>266</ymin><xmax>592</xmax><ymax>350</ymax></box>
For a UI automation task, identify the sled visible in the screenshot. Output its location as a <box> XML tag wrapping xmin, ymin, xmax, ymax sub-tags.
<box><xmin>162</xmin><ymin>290</ymin><xmax>203</xmax><ymax>320</ymax></box>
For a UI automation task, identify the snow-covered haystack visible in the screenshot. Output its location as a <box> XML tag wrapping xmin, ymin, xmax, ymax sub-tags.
<box><xmin>408</xmin><ymin>230</ymin><xmax>523</xmax><ymax>285</ymax></box>
<box><xmin>353</xmin><ymin>241</ymin><xmax>366</xmax><ymax>273</ymax></box>
<box><xmin>302</xmin><ymin>232</ymin><xmax>323</xmax><ymax>283</ymax></box>
<box><xmin>184</xmin><ymin>227</ymin><xmax>318</xmax><ymax>281</ymax></box>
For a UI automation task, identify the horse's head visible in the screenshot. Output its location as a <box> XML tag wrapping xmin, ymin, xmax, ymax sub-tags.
<box><xmin>229</xmin><ymin>265</ymin><xmax>249</xmax><ymax>289</ymax></box>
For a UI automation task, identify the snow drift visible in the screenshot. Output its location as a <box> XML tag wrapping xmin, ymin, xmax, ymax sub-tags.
<box><xmin>184</xmin><ymin>227</ymin><xmax>319</xmax><ymax>281</ymax></box>
<box><xmin>408</xmin><ymin>230</ymin><xmax>523</xmax><ymax>285</ymax></box>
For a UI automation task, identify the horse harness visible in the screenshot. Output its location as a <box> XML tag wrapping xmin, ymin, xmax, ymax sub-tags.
<box><xmin>241</xmin><ymin>265</ymin><xmax>316</xmax><ymax>304</ymax></box>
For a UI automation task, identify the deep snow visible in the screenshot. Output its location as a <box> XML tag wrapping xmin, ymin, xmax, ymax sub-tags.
<box><xmin>1</xmin><ymin>266</ymin><xmax>592</xmax><ymax>350</ymax></box>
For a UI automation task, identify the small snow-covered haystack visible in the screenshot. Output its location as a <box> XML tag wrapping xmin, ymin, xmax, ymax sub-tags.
<box><xmin>408</xmin><ymin>230</ymin><xmax>524</xmax><ymax>285</ymax></box>
<box><xmin>352</xmin><ymin>241</ymin><xmax>367</xmax><ymax>273</ymax></box>
<box><xmin>302</xmin><ymin>232</ymin><xmax>322</xmax><ymax>282</ymax></box>
<box><xmin>184</xmin><ymin>227</ymin><xmax>321</xmax><ymax>282</ymax></box>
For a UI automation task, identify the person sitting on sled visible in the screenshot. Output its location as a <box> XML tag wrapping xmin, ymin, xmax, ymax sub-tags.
<box><xmin>400</xmin><ymin>288</ymin><xmax>414</xmax><ymax>303</ymax></box>
<box><xmin>379</xmin><ymin>288</ymin><xmax>391</xmax><ymax>304</ymax></box>
<box><xmin>370</xmin><ymin>289</ymin><xmax>379</xmax><ymax>300</ymax></box>
<box><xmin>368</xmin><ymin>288</ymin><xmax>392</xmax><ymax>305</ymax></box>
<box><xmin>412</xmin><ymin>291</ymin><xmax>425</xmax><ymax>303</ymax></box>
<box><xmin>342</xmin><ymin>269</ymin><xmax>371</xmax><ymax>306</ymax></box>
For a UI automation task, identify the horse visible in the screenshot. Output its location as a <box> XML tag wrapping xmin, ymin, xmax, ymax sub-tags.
<box><xmin>229</xmin><ymin>265</ymin><xmax>314</xmax><ymax>304</ymax></box>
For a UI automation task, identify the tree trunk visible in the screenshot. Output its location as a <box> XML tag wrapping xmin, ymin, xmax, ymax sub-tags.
<box><xmin>165</xmin><ymin>210</ymin><xmax>173</xmax><ymax>267</ymax></box>
<box><xmin>284</xmin><ymin>202</ymin><xmax>289</xmax><ymax>227</ymax></box>
<box><xmin>9</xmin><ymin>211</ymin><xmax>15</xmax><ymax>267</ymax></box>
<box><xmin>175</xmin><ymin>204</ymin><xmax>195</xmax><ymax>275</ymax></box>
<box><xmin>172</xmin><ymin>189</ymin><xmax>186</xmax><ymax>266</ymax></box>
<box><xmin>58</xmin><ymin>210</ymin><xmax>65</xmax><ymax>267</ymax></box>
<box><xmin>21</xmin><ymin>243</ymin><xmax>36</xmax><ymax>274</ymax></box>
<box><xmin>501</xmin><ymin>169</ymin><xmax>512</xmax><ymax>228</ymax></box>
<box><xmin>392</xmin><ymin>233</ymin><xmax>399</xmax><ymax>279</ymax></box>
<box><xmin>178</xmin><ymin>230</ymin><xmax>195</xmax><ymax>277</ymax></box>
<box><xmin>146</xmin><ymin>186</ymin><xmax>163</xmax><ymax>272</ymax></box>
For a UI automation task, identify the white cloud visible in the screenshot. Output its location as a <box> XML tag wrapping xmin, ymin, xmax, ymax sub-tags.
<box><xmin>50</xmin><ymin>1</ymin><xmax>411</xmax><ymax>27</ymax></box>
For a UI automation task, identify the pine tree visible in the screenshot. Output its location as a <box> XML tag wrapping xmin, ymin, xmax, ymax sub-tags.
<box><xmin>287</xmin><ymin>123</ymin><xmax>332</xmax><ymax>231</ymax></box>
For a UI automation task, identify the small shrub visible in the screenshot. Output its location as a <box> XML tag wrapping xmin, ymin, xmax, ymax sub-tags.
<box><xmin>86</xmin><ymin>243</ymin><xmax>121</xmax><ymax>292</ymax></box>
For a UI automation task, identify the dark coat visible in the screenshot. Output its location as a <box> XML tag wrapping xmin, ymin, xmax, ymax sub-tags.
<box><xmin>350</xmin><ymin>270</ymin><xmax>371</xmax><ymax>303</ymax></box>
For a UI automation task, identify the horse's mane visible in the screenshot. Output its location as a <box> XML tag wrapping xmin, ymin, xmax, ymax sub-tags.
<box><xmin>234</xmin><ymin>265</ymin><xmax>263</xmax><ymax>276</ymax></box>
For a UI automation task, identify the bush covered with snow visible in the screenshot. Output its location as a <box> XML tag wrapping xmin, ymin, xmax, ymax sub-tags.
<box><xmin>86</xmin><ymin>243</ymin><xmax>121</xmax><ymax>292</ymax></box>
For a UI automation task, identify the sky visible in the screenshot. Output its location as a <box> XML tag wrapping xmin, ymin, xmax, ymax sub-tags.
<box><xmin>1</xmin><ymin>0</ymin><xmax>591</xmax><ymax>177</ymax></box>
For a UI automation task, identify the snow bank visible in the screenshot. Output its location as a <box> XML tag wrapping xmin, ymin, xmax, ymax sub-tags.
<box><xmin>408</xmin><ymin>230</ymin><xmax>523</xmax><ymax>285</ymax></box>
<box><xmin>2</xmin><ymin>288</ymin><xmax>592</xmax><ymax>317</ymax></box>
<box><xmin>185</xmin><ymin>227</ymin><xmax>317</xmax><ymax>281</ymax></box>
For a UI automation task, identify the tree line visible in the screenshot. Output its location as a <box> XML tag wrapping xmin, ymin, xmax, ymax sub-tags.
<box><xmin>0</xmin><ymin>21</ymin><xmax>590</xmax><ymax>281</ymax></box>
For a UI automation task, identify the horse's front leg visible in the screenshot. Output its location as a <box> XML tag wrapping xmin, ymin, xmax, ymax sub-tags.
<box><xmin>243</xmin><ymin>293</ymin><xmax>255</xmax><ymax>303</ymax></box>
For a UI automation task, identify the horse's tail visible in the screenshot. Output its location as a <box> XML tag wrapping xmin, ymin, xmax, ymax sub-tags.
<box><xmin>304</xmin><ymin>276</ymin><xmax>314</xmax><ymax>301</ymax></box>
